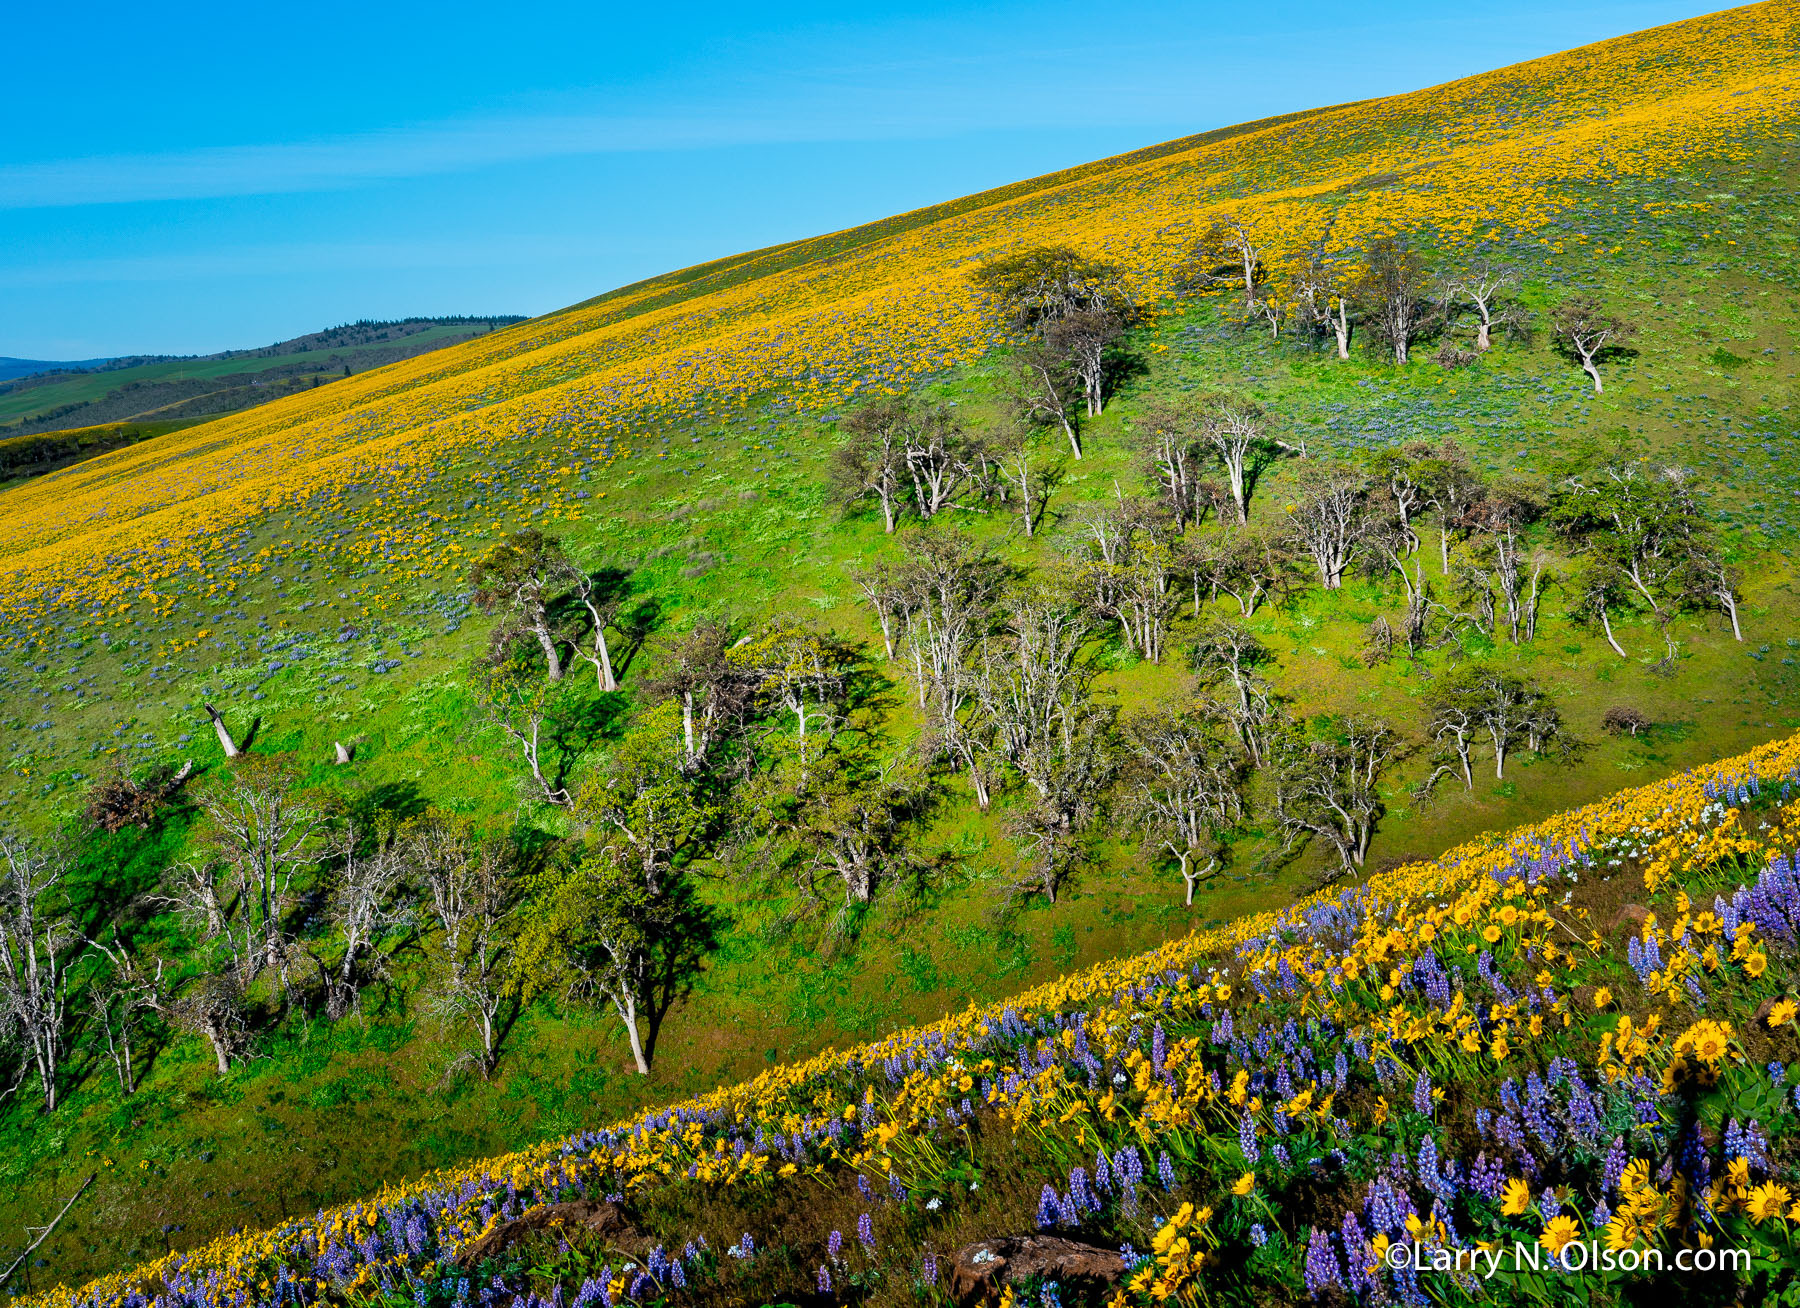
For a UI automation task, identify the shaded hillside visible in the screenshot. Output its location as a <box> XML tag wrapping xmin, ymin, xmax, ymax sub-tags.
<box><xmin>0</xmin><ymin>317</ymin><xmax>525</xmax><ymax>438</ymax></box>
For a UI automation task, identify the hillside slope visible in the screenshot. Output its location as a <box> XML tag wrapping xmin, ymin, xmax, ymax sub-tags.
<box><xmin>1</xmin><ymin>2</ymin><xmax>1797</xmax><ymax>636</ymax></box>
<box><xmin>26</xmin><ymin>735</ymin><xmax>1800</xmax><ymax>1307</ymax></box>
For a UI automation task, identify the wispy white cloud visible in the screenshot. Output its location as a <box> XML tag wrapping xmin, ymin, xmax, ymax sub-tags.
<box><xmin>0</xmin><ymin>236</ymin><xmax>637</xmax><ymax>287</ymax></box>
<box><xmin>0</xmin><ymin>110</ymin><xmax>942</xmax><ymax>211</ymax></box>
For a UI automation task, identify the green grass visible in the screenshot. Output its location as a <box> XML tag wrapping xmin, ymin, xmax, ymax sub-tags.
<box><xmin>6</xmin><ymin>121</ymin><xmax>1800</xmax><ymax>1296</ymax></box>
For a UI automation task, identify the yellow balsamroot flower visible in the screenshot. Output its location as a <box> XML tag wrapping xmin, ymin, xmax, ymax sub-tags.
<box><xmin>1592</xmin><ymin>987</ymin><xmax>1612</xmax><ymax>1009</ymax></box>
<box><xmin>1540</xmin><ymin>1216</ymin><xmax>1581</xmax><ymax>1255</ymax></box>
<box><xmin>1501</xmin><ymin>1177</ymin><xmax>1532</xmax><ymax>1216</ymax></box>
<box><xmin>1770</xmin><ymin>998</ymin><xmax>1799</xmax><ymax>1027</ymax></box>
<box><xmin>1674</xmin><ymin>1019</ymin><xmax>1734</xmax><ymax>1065</ymax></box>
<box><xmin>1748</xmin><ymin>1182</ymin><xmax>1792</xmax><ymax>1223</ymax></box>
<box><xmin>1604</xmin><ymin>1214</ymin><xmax>1641</xmax><ymax>1251</ymax></box>
<box><xmin>1232</xmin><ymin>1172</ymin><xmax>1256</xmax><ymax>1197</ymax></box>
<box><xmin>1745</xmin><ymin>951</ymin><xmax>1769</xmax><ymax>978</ymax></box>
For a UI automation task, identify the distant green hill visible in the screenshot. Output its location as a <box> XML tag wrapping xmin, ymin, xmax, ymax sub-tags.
<box><xmin>0</xmin><ymin>357</ymin><xmax>114</xmax><ymax>383</ymax></box>
<box><xmin>0</xmin><ymin>316</ymin><xmax>524</xmax><ymax>437</ymax></box>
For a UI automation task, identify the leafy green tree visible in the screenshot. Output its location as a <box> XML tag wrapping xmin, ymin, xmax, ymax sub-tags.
<box><xmin>472</xmin><ymin>654</ymin><xmax>580</xmax><ymax>808</ymax></box>
<box><xmin>639</xmin><ymin>618</ymin><xmax>758</xmax><ymax>773</ymax></box>
<box><xmin>1421</xmin><ymin>664</ymin><xmax>1557</xmax><ymax>787</ymax></box>
<box><xmin>788</xmin><ymin>751</ymin><xmax>935</xmax><ymax>911</ymax></box>
<box><xmin>471</xmin><ymin>529</ymin><xmax>581</xmax><ymax>681</ymax></box>
<box><xmin>730</xmin><ymin>621</ymin><xmax>857</xmax><ymax>790</ymax></box>
<box><xmin>1550</xmin><ymin>463</ymin><xmax>1692</xmax><ymax>617</ymax></box>
<box><xmin>829</xmin><ymin>399</ymin><xmax>911</xmax><ymax>532</ymax></box>
<box><xmin>512</xmin><ymin>855</ymin><xmax>715</xmax><ymax>1076</ymax></box>
<box><xmin>971</xmin><ymin>245</ymin><xmax>1128</xmax><ymax>332</ymax></box>
<box><xmin>1180</xmin><ymin>214</ymin><xmax>1267</xmax><ymax>305</ymax></box>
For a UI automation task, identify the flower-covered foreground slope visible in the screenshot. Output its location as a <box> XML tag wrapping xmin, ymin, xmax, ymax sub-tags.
<box><xmin>30</xmin><ymin>732</ymin><xmax>1800</xmax><ymax>1307</ymax></box>
<box><xmin>2</xmin><ymin>1</ymin><xmax>1799</xmax><ymax>657</ymax></box>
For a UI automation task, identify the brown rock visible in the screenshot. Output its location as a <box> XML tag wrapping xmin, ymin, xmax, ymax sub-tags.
<box><xmin>1754</xmin><ymin>996</ymin><xmax>1779</xmax><ymax>1027</ymax></box>
<box><xmin>948</xmin><ymin>1235</ymin><xmax>1127</xmax><ymax>1307</ymax></box>
<box><xmin>1614</xmin><ymin>904</ymin><xmax>1652</xmax><ymax>934</ymax></box>
<box><xmin>453</xmin><ymin>1200</ymin><xmax>637</xmax><ymax>1269</ymax></box>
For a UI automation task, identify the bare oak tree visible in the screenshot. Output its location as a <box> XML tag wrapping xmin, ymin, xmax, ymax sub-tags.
<box><xmin>1272</xmin><ymin>717</ymin><xmax>1405</xmax><ymax>880</ymax></box>
<box><xmin>1443</xmin><ymin>262</ymin><xmax>1522</xmax><ymax>352</ymax></box>
<box><xmin>1353</xmin><ymin>235</ymin><xmax>1432</xmax><ymax>365</ymax></box>
<box><xmin>199</xmin><ymin>761</ymin><xmax>325</xmax><ymax>999</ymax></box>
<box><xmin>1286</xmin><ymin>464</ymin><xmax>1370</xmax><ymax>590</ymax></box>
<box><xmin>1551</xmin><ymin>296</ymin><xmax>1633</xmax><ymax>393</ymax></box>
<box><xmin>1294</xmin><ymin>238</ymin><xmax>1353</xmax><ymax>359</ymax></box>
<box><xmin>1121</xmin><ymin>709</ymin><xmax>1245</xmax><ymax>903</ymax></box>
<box><xmin>0</xmin><ymin>835</ymin><xmax>75</xmax><ymax>1111</ymax></box>
<box><xmin>413</xmin><ymin>821</ymin><xmax>515</xmax><ymax>1079</ymax></box>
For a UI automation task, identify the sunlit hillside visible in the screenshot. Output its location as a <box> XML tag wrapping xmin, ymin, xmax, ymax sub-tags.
<box><xmin>2</xmin><ymin>0</ymin><xmax>1796</xmax><ymax>656</ymax></box>
<box><xmin>8</xmin><ymin>1</ymin><xmax>1800</xmax><ymax>1300</ymax></box>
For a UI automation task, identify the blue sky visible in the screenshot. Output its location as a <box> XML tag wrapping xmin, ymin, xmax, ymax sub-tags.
<box><xmin>3</xmin><ymin>0</ymin><xmax>1719</xmax><ymax>358</ymax></box>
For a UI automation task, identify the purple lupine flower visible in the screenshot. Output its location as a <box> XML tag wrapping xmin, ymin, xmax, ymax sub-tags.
<box><xmin>1069</xmin><ymin>1167</ymin><xmax>1096</xmax><ymax>1213</ymax></box>
<box><xmin>1341</xmin><ymin>1211</ymin><xmax>1378</xmax><ymax>1298</ymax></box>
<box><xmin>1500</xmin><ymin>1078</ymin><xmax>1521</xmax><ymax>1115</ymax></box>
<box><xmin>1250</xmin><ymin>1224</ymin><xmax>1268</xmax><ymax>1247</ymax></box>
<box><xmin>1158</xmin><ymin>1151</ymin><xmax>1177</xmax><ymax>1192</ymax></box>
<box><xmin>1470</xmin><ymin>1151</ymin><xmax>1506</xmax><ymax>1201</ymax></box>
<box><xmin>817</xmin><ymin>1266</ymin><xmax>831</xmax><ymax>1295</ymax></box>
<box><xmin>828</xmin><ymin>1229</ymin><xmax>842</xmax><ymax>1260</ymax></box>
<box><xmin>1303</xmin><ymin>1228</ymin><xmax>1344</xmax><ymax>1295</ymax></box>
<box><xmin>1037</xmin><ymin>1185</ymin><xmax>1061</xmax><ymax>1228</ymax></box>
<box><xmin>1057</xmin><ymin>1189</ymin><xmax>1081</xmax><ymax>1227</ymax></box>
<box><xmin>1412</xmin><ymin>1070</ymin><xmax>1434</xmax><ymax>1118</ymax></box>
<box><xmin>627</xmin><ymin>1274</ymin><xmax>651</xmax><ymax>1301</ymax></box>
<box><xmin>1094</xmin><ymin>1150</ymin><xmax>1113</xmax><ymax>1195</ymax></box>
<box><xmin>889</xmin><ymin>1172</ymin><xmax>908</xmax><ymax>1204</ymax></box>
<box><xmin>1114</xmin><ymin>1143</ymin><xmax>1144</xmax><ymax>1212</ymax></box>
<box><xmin>1152</xmin><ymin>1023</ymin><xmax>1166</xmax><ymax>1071</ymax></box>
<box><xmin>1240</xmin><ymin>1112</ymin><xmax>1260</xmax><ymax>1165</ymax></box>
<box><xmin>857</xmin><ymin>1213</ymin><xmax>875</xmax><ymax>1253</ymax></box>
<box><xmin>1272</xmin><ymin>1143</ymin><xmax>1291</xmax><ymax>1169</ymax></box>
<box><xmin>922</xmin><ymin>1252</ymin><xmax>938</xmax><ymax>1284</ymax></box>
